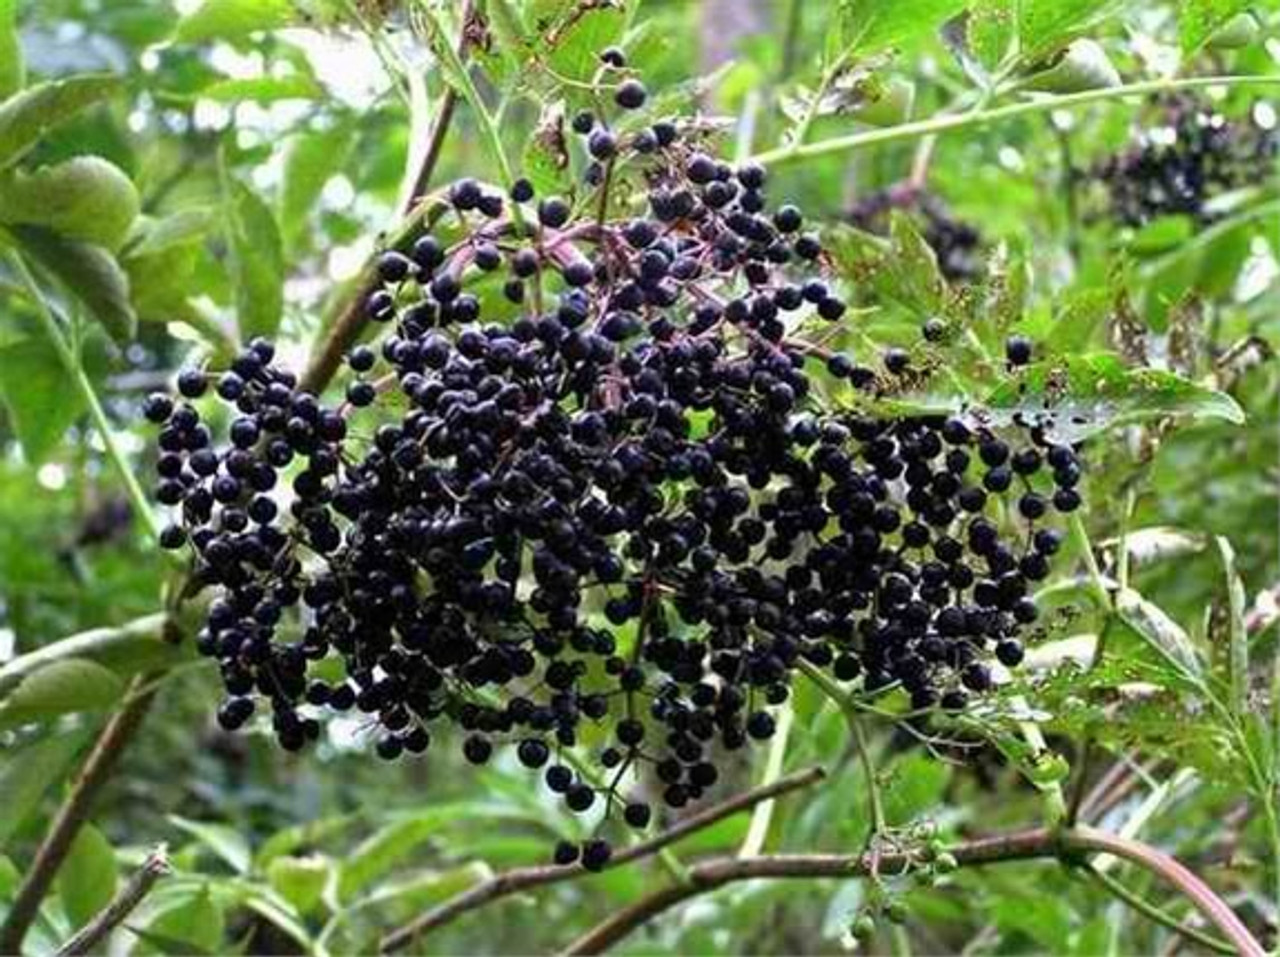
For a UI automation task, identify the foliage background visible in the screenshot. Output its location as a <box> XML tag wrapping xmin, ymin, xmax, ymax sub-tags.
<box><xmin>0</xmin><ymin>0</ymin><xmax>1277</xmax><ymax>954</ymax></box>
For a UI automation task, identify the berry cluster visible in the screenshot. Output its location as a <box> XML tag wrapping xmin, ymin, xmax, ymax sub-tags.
<box><xmin>1097</xmin><ymin>95</ymin><xmax>1277</xmax><ymax>226</ymax></box>
<box><xmin>144</xmin><ymin>54</ymin><xmax>1083</xmax><ymax>868</ymax></box>
<box><xmin>847</xmin><ymin>184</ymin><xmax>983</xmax><ymax>282</ymax></box>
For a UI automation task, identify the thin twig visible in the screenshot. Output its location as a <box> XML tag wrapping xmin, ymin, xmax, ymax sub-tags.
<box><xmin>379</xmin><ymin>766</ymin><xmax>826</xmax><ymax>951</ymax></box>
<box><xmin>751</xmin><ymin>75</ymin><xmax>1280</xmax><ymax>167</ymax></box>
<box><xmin>1085</xmin><ymin>863</ymin><xmax>1234</xmax><ymax>955</ymax></box>
<box><xmin>54</xmin><ymin>846</ymin><xmax>171</xmax><ymax>957</ymax></box>
<box><xmin>0</xmin><ymin>671</ymin><xmax>167</xmax><ymax>954</ymax></box>
<box><xmin>562</xmin><ymin>825</ymin><xmax>1264</xmax><ymax>956</ymax></box>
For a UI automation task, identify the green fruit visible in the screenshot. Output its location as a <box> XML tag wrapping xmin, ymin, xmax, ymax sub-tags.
<box><xmin>852</xmin><ymin>915</ymin><xmax>877</xmax><ymax>941</ymax></box>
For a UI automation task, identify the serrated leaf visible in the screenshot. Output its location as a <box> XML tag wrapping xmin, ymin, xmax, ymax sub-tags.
<box><xmin>0</xmin><ymin>0</ymin><xmax>23</xmax><ymax>100</ymax></box>
<box><xmin>279</xmin><ymin>125</ymin><xmax>353</xmax><ymax>252</ymax></box>
<box><xmin>1180</xmin><ymin>0</ymin><xmax>1253</xmax><ymax>53</ymax></box>
<box><xmin>0</xmin><ymin>74</ymin><xmax>122</xmax><ymax>170</ymax></box>
<box><xmin>542</xmin><ymin>6</ymin><xmax>625</xmax><ymax>82</ymax></box>
<box><xmin>1115</xmin><ymin>587</ymin><xmax>1204</xmax><ymax>683</ymax></box>
<box><xmin>58</xmin><ymin>823</ymin><xmax>117</xmax><ymax>930</ymax></box>
<box><xmin>255</xmin><ymin>813</ymin><xmax>362</xmax><ymax>869</ymax></box>
<box><xmin>0</xmin><ymin>331</ymin><xmax>84</xmax><ymax>464</ymax></box>
<box><xmin>121</xmin><ymin>210</ymin><xmax>213</xmax><ymax>323</ymax></box>
<box><xmin>169</xmin><ymin>816</ymin><xmax>252</xmax><ymax>874</ymax></box>
<box><xmin>173</xmin><ymin>0</ymin><xmax>293</xmax><ymax>43</ymax></box>
<box><xmin>223</xmin><ymin>178</ymin><xmax>283</xmax><ymax>341</ymax></box>
<box><xmin>337</xmin><ymin>803</ymin><xmax>524</xmax><ymax>902</ymax></box>
<box><xmin>0</xmin><ymin>157</ymin><xmax>140</xmax><ymax>251</ymax></box>
<box><xmin>0</xmin><ymin>730</ymin><xmax>88</xmax><ymax>843</ymax></box>
<box><xmin>982</xmin><ymin>353</ymin><xmax>1244</xmax><ymax>442</ymax></box>
<box><xmin>0</xmin><ymin>658</ymin><xmax>124</xmax><ymax>731</ymax></box>
<box><xmin>1018</xmin><ymin>0</ymin><xmax>1127</xmax><ymax>61</ymax></box>
<box><xmin>840</xmin><ymin>0</ymin><xmax>969</xmax><ymax>55</ymax></box>
<box><xmin>140</xmin><ymin>887</ymin><xmax>224</xmax><ymax>955</ymax></box>
<box><xmin>266</xmin><ymin>856</ymin><xmax>329</xmax><ymax>916</ymax></box>
<box><xmin>15</xmin><ymin>226</ymin><xmax>136</xmax><ymax>341</ymax></box>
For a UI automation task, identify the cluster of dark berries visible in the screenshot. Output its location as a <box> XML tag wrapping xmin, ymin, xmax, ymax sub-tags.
<box><xmin>847</xmin><ymin>184</ymin><xmax>983</xmax><ymax>282</ymax></box>
<box><xmin>144</xmin><ymin>58</ymin><xmax>1084</xmax><ymax>870</ymax></box>
<box><xmin>1096</xmin><ymin>95</ymin><xmax>1277</xmax><ymax>227</ymax></box>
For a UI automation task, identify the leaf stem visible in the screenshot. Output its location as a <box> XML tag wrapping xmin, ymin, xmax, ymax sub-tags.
<box><xmin>1085</xmin><ymin>864</ymin><xmax>1233</xmax><ymax>954</ymax></box>
<box><xmin>752</xmin><ymin>75</ymin><xmax>1280</xmax><ymax>167</ymax></box>
<box><xmin>6</xmin><ymin>250</ymin><xmax>161</xmax><ymax>542</ymax></box>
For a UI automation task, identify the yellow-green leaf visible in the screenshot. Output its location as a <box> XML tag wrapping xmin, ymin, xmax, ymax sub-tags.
<box><xmin>0</xmin><ymin>157</ymin><xmax>140</xmax><ymax>251</ymax></box>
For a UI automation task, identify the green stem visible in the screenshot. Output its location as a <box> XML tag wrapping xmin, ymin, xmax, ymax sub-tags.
<box><xmin>752</xmin><ymin>75</ymin><xmax>1280</xmax><ymax>167</ymax></box>
<box><xmin>1071</xmin><ymin>513</ymin><xmax>1111</xmax><ymax>613</ymax></box>
<box><xmin>7</xmin><ymin>251</ymin><xmax>161</xmax><ymax>542</ymax></box>
<box><xmin>797</xmin><ymin>660</ymin><xmax>886</xmax><ymax>834</ymax></box>
<box><xmin>1085</xmin><ymin>864</ymin><xmax>1234</xmax><ymax>955</ymax></box>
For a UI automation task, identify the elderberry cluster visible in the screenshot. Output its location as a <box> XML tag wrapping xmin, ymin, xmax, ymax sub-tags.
<box><xmin>1097</xmin><ymin>95</ymin><xmax>1277</xmax><ymax>226</ymax></box>
<box><xmin>144</xmin><ymin>52</ymin><xmax>1084</xmax><ymax>869</ymax></box>
<box><xmin>847</xmin><ymin>184</ymin><xmax>983</xmax><ymax>282</ymax></box>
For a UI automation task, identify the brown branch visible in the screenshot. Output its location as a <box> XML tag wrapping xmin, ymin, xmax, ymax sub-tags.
<box><xmin>54</xmin><ymin>846</ymin><xmax>171</xmax><ymax>957</ymax></box>
<box><xmin>0</xmin><ymin>669</ymin><xmax>167</xmax><ymax>955</ymax></box>
<box><xmin>562</xmin><ymin>825</ymin><xmax>1265</xmax><ymax>956</ymax></box>
<box><xmin>299</xmin><ymin>0</ymin><xmax>477</xmax><ymax>396</ymax></box>
<box><xmin>379</xmin><ymin>766</ymin><xmax>826</xmax><ymax>952</ymax></box>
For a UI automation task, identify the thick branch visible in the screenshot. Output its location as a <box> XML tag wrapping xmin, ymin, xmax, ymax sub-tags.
<box><xmin>54</xmin><ymin>846</ymin><xmax>171</xmax><ymax>957</ymax></box>
<box><xmin>379</xmin><ymin>766</ymin><xmax>826</xmax><ymax>952</ymax></box>
<box><xmin>0</xmin><ymin>671</ymin><xmax>166</xmax><ymax>955</ymax></box>
<box><xmin>562</xmin><ymin>826</ymin><xmax>1265</xmax><ymax>956</ymax></box>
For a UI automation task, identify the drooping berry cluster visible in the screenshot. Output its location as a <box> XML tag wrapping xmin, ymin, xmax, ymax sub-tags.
<box><xmin>1096</xmin><ymin>95</ymin><xmax>1277</xmax><ymax>226</ymax></box>
<box><xmin>847</xmin><ymin>184</ymin><xmax>983</xmax><ymax>282</ymax></box>
<box><xmin>144</xmin><ymin>53</ymin><xmax>1083</xmax><ymax>869</ymax></box>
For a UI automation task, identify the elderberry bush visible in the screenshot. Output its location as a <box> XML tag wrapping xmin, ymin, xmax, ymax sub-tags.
<box><xmin>847</xmin><ymin>184</ymin><xmax>983</xmax><ymax>282</ymax></box>
<box><xmin>1096</xmin><ymin>94</ymin><xmax>1278</xmax><ymax>226</ymax></box>
<box><xmin>143</xmin><ymin>55</ymin><xmax>1084</xmax><ymax>868</ymax></box>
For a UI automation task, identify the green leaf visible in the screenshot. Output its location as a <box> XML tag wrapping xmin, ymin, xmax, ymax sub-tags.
<box><xmin>0</xmin><ymin>658</ymin><xmax>124</xmax><ymax>731</ymax></box>
<box><xmin>122</xmin><ymin>210</ymin><xmax>213</xmax><ymax>323</ymax></box>
<box><xmin>1180</xmin><ymin>0</ymin><xmax>1253</xmax><ymax>53</ymax></box>
<box><xmin>983</xmin><ymin>353</ymin><xmax>1245</xmax><ymax>442</ymax></box>
<box><xmin>521</xmin><ymin>101</ymin><xmax>570</xmax><ymax>198</ymax></box>
<box><xmin>0</xmin><ymin>74</ymin><xmax>123</xmax><ymax>170</ymax></box>
<box><xmin>337</xmin><ymin>803</ymin><xmax>513</xmax><ymax>902</ymax></box>
<box><xmin>169</xmin><ymin>816</ymin><xmax>252</xmax><ymax>874</ymax></box>
<box><xmin>173</xmin><ymin>0</ymin><xmax>293</xmax><ymax>43</ymax></box>
<box><xmin>1217</xmin><ymin>536</ymin><xmax>1248</xmax><ymax>714</ymax></box>
<box><xmin>0</xmin><ymin>0</ymin><xmax>23</xmax><ymax>100</ymax></box>
<box><xmin>279</xmin><ymin>125</ymin><xmax>353</xmax><ymax>252</ymax></box>
<box><xmin>255</xmin><ymin>813</ymin><xmax>362</xmax><ymax>869</ymax></box>
<box><xmin>223</xmin><ymin>178</ymin><xmax>283</xmax><ymax>341</ymax></box>
<box><xmin>0</xmin><ymin>331</ymin><xmax>84</xmax><ymax>463</ymax></box>
<box><xmin>0</xmin><ymin>730</ymin><xmax>88</xmax><ymax>844</ymax></box>
<box><xmin>1115</xmin><ymin>587</ymin><xmax>1204</xmax><ymax>683</ymax></box>
<box><xmin>15</xmin><ymin>227</ymin><xmax>135</xmax><ymax>342</ymax></box>
<box><xmin>198</xmin><ymin>75</ymin><xmax>322</xmax><ymax>104</ymax></box>
<box><xmin>140</xmin><ymin>887</ymin><xmax>224</xmax><ymax>955</ymax></box>
<box><xmin>57</xmin><ymin>823</ymin><xmax>117</xmax><ymax>930</ymax></box>
<box><xmin>1018</xmin><ymin>0</ymin><xmax>1127</xmax><ymax>61</ymax></box>
<box><xmin>542</xmin><ymin>5</ymin><xmax>625</xmax><ymax>82</ymax></box>
<box><xmin>840</xmin><ymin>0</ymin><xmax>968</xmax><ymax>55</ymax></box>
<box><xmin>266</xmin><ymin>856</ymin><xmax>329</xmax><ymax>915</ymax></box>
<box><xmin>0</xmin><ymin>157</ymin><xmax>140</xmax><ymax>251</ymax></box>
